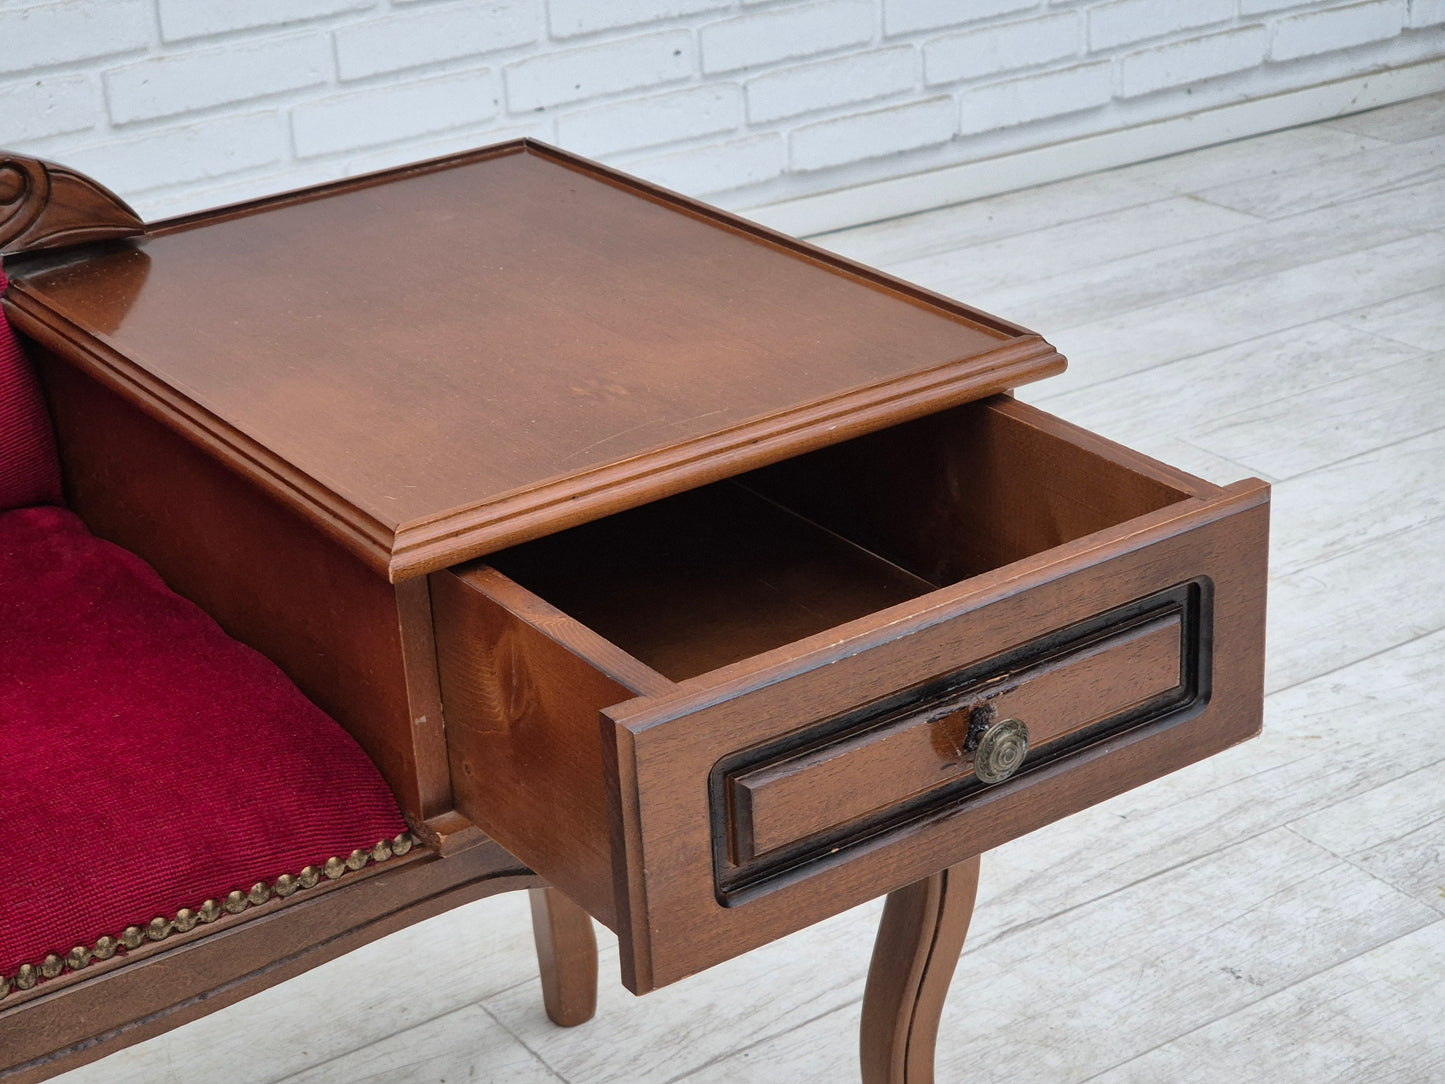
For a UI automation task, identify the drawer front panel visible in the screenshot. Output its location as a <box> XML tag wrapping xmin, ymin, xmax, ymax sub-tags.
<box><xmin>718</xmin><ymin>584</ymin><xmax>1199</xmax><ymax>887</ymax></box>
<box><xmin>603</xmin><ymin>480</ymin><xmax>1268</xmax><ymax>993</ymax></box>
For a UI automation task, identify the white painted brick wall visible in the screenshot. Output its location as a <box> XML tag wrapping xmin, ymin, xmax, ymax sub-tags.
<box><xmin>959</xmin><ymin>61</ymin><xmax>1113</xmax><ymax>134</ymax></box>
<box><xmin>556</xmin><ymin>83</ymin><xmax>741</xmax><ymax>156</ymax></box>
<box><xmin>334</xmin><ymin>2</ymin><xmax>539</xmax><ymax>81</ymax></box>
<box><xmin>924</xmin><ymin>14</ymin><xmax>1083</xmax><ymax>85</ymax></box>
<box><xmin>0</xmin><ymin>1</ymin><xmax>150</xmax><ymax>75</ymax></box>
<box><xmin>1119</xmin><ymin>26</ymin><xmax>1270</xmax><ymax>97</ymax></box>
<box><xmin>1241</xmin><ymin>0</ymin><xmax>1321</xmax><ymax>16</ymax></box>
<box><xmin>0</xmin><ymin>0</ymin><xmax>1440</xmax><ymax>225</ymax></box>
<box><xmin>1271</xmin><ymin>1</ymin><xmax>1408</xmax><ymax>61</ymax></box>
<box><xmin>548</xmin><ymin>0</ymin><xmax>731</xmax><ymax>39</ymax></box>
<box><xmin>0</xmin><ymin>77</ymin><xmax>97</xmax><ymax>143</ymax></box>
<box><xmin>105</xmin><ymin>34</ymin><xmax>333</xmax><ymax>124</ymax></box>
<box><xmin>884</xmin><ymin>0</ymin><xmax>1038</xmax><ymax>38</ymax></box>
<box><xmin>746</xmin><ymin>47</ymin><xmax>915</xmax><ymax>123</ymax></box>
<box><xmin>700</xmin><ymin>2</ymin><xmax>874</xmax><ymax>74</ymax></box>
<box><xmin>1410</xmin><ymin>0</ymin><xmax>1445</xmax><ymax>26</ymax></box>
<box><xmin>156</xmin><ymin>0</ymin><xmax>372</xmax><ymax>43</ymax></box>
<box><xmin>622</xmin><ymin>132</ymin><xmax>784</xmax><ymax>191</ymax></box>
<box><xmin>790</xmin><ymin>95</ymin><xmax>954</xmax><ymax>169</ymax></box>
<box><xmin>61</xmin><ymin>112</ymin><xmax>287</xmax><ymax>192</ymax></box>
<box><xmin>293</xmin><ymin>68</ymin><xmax>498</xmax><ymax>157</ymax></box>
<box><xmin>505</xmin><ymin>30</ymin><xmax>692</xmax><ymax>110</ymax></box>
<box><xmin>1088</xmin><ymin>0</ymin><xmax>1237</xmax><ymax>51</ymax></box>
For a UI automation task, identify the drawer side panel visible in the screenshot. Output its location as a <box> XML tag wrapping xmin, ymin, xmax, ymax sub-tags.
<box><xmin>431</xmin><ymin>568</ymin><xmax>636</xmax><ymax>927</ymax></box>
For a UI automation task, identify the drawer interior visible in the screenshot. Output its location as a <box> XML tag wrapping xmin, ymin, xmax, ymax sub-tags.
<box><xmin>484</xmin><ymin>396</ymin><xmax>1203</xmax><ymax>682</ymax></box>
<box><xmin>485</xmin><ymin>481</ymin><xmax>936</xmax><ymax>681</ymax></box>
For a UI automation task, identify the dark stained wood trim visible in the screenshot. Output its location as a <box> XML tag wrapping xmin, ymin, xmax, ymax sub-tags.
<box><xmin>0</xmin><ymin>151</ymin><xmax>145</xmax><ymax>257</ymax></box>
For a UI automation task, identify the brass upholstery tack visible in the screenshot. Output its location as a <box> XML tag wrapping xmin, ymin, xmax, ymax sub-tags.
<box><xmin>0</xmin><ymin>835</ymin><xmax>418</xmax><ymax>999</ymax></box>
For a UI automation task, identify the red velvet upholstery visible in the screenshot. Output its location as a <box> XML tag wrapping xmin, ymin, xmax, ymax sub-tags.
<box><xmin>0</xmin><ymin>267</ymin><xmax>63</xmax><ymax>512</ymax></box>
<box><xmin>0</xmin><ymin>504</ymin><xmax>408</xmax><ymax>978</ymax></box>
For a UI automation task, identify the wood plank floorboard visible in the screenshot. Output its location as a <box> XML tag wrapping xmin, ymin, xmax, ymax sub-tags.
<box><xmin>1106</xmin><ymin>122</ymin><xmax>1392</xmax><ymax>194</ymax></box>
<box><xmin>1189</xmin><ymin>350</ymin><xmax>1445</xmax><ymax>479</ymax></box>
<box><xmin>1265</xmin><ymin>517</ymin><xmax>1445</xmax><ymax>693</ymax></box>
<box><xmin>283</xmin><ymin>1006</ymin><xmax>566</xmax><ymax>1084</ymax></box>
<box><xmin>1089</xmin><ymin>920</ymin><xmax>1445</xmax><ymax>1084</ymax></box>
<box><xmin>1323</xmin><ymin>91</ymin><xmax>1445</xmax><ymax>143</ymax></box>
<box><xmin>882</xmin><ymin>196</ymin><xmax>1258</xmax><ymax>300</ymax></box>
<box><xmin>970</xmin><ymin>176</ymin><xmax>1445</xmax><ymax>332</ymax></box>
<box><xmin>1336</xmin><ymin>282</ymin><xmax>1445</xmax><ymax>352</ymax></box>
<box><xmin>51</xmin><ymin>95</ymin><xmax>1445</xmax><ymax>1084</ymax></box>
<box><xmin>1032</xmin><ymin>230</ymin><xmax>1445</xmax><ymax>397</ymax></box>
<box><xmin>481</xmin><ymin>902</ymin><xmax>881</xmax><ymax>1084</ymax></box>
<box><xmin>1267</xmin><ymin>425</ymin><xmax>1445</xmax><ymax>576</ymax></box>
<box><xmin>50</xmin><ymin>893</ymin><xmax>550</xmax><ymax>1084</ymax></box>
<box><xmin>1025</xmin><ymin>319</ymin><xmax>1424</xmax><ymax>451</ymax></box>
<box><xmin>811</xmin><ymin>171</ymin><xmax>1175</xmax><ymax>267</ymax></box>
<box><xmin>1192</xmin><ymin>131</ymin><xmax>1445</xmax><ymax>219</ymax></box>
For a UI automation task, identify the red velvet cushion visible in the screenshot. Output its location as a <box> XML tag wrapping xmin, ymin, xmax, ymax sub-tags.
<box><xmin>0</xmin><ymin>505</ymin><xmax>408</xmax><ymax>979</ymax></box>
<box><xmin>0</xmin><ymin>267</ymin><xmax>63</xmax><ymax>513</ymax></box>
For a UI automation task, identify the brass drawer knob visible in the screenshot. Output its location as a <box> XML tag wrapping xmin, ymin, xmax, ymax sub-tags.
<box><xmin>972</xmin><ymin>716</ymin><xmax>1029</xmax><ymax>784</ymax></box>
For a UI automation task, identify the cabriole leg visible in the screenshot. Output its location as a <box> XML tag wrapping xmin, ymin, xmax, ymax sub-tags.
<box><xmin>860</xmin><ymin>855</ymin><xmax>981</xmax><ymax>1084</ymax></box>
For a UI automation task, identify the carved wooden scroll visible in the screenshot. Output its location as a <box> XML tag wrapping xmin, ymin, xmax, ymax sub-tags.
<box><xmin>0</xmin><ymin>151</ymin><xmax>145</xmax><ymax>258</ymax></box>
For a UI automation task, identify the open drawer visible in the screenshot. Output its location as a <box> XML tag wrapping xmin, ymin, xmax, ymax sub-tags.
<box><xmin>430</xmin><ymin>394</ymin><xmax>1269</xmax><ymax>993</ymax></box>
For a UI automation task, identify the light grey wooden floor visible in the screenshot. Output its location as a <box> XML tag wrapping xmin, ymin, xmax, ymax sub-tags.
<box><xmin>58</xmin><ymin>93</ymin><xmax>1445</xmax><ymax>1084</ymax></box>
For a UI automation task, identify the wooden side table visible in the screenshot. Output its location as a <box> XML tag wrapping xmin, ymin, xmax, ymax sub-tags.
<box><xmin>0</xmin><ymin>142</ymin><xmax>1268</xmax><ymax>1082</ymax></box>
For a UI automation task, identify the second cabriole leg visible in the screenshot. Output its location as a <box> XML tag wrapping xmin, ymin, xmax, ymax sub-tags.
<box><xmin>859</xmin><ymin>854</ymin><xmax>981</xmax><ymax>1084</ymax></box>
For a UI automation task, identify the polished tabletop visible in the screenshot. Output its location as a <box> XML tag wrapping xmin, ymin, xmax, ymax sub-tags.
<box><xmin>9</xmin><ymin>142</ymin><xmax>1061</xmax><ymax>577</ymax></box>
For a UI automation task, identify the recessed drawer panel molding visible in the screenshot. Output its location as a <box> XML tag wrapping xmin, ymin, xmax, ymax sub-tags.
<box><xmin>715</xmin><ymin>582</ymin><xmax>1207</xmax><ymax>898</ymax></box>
